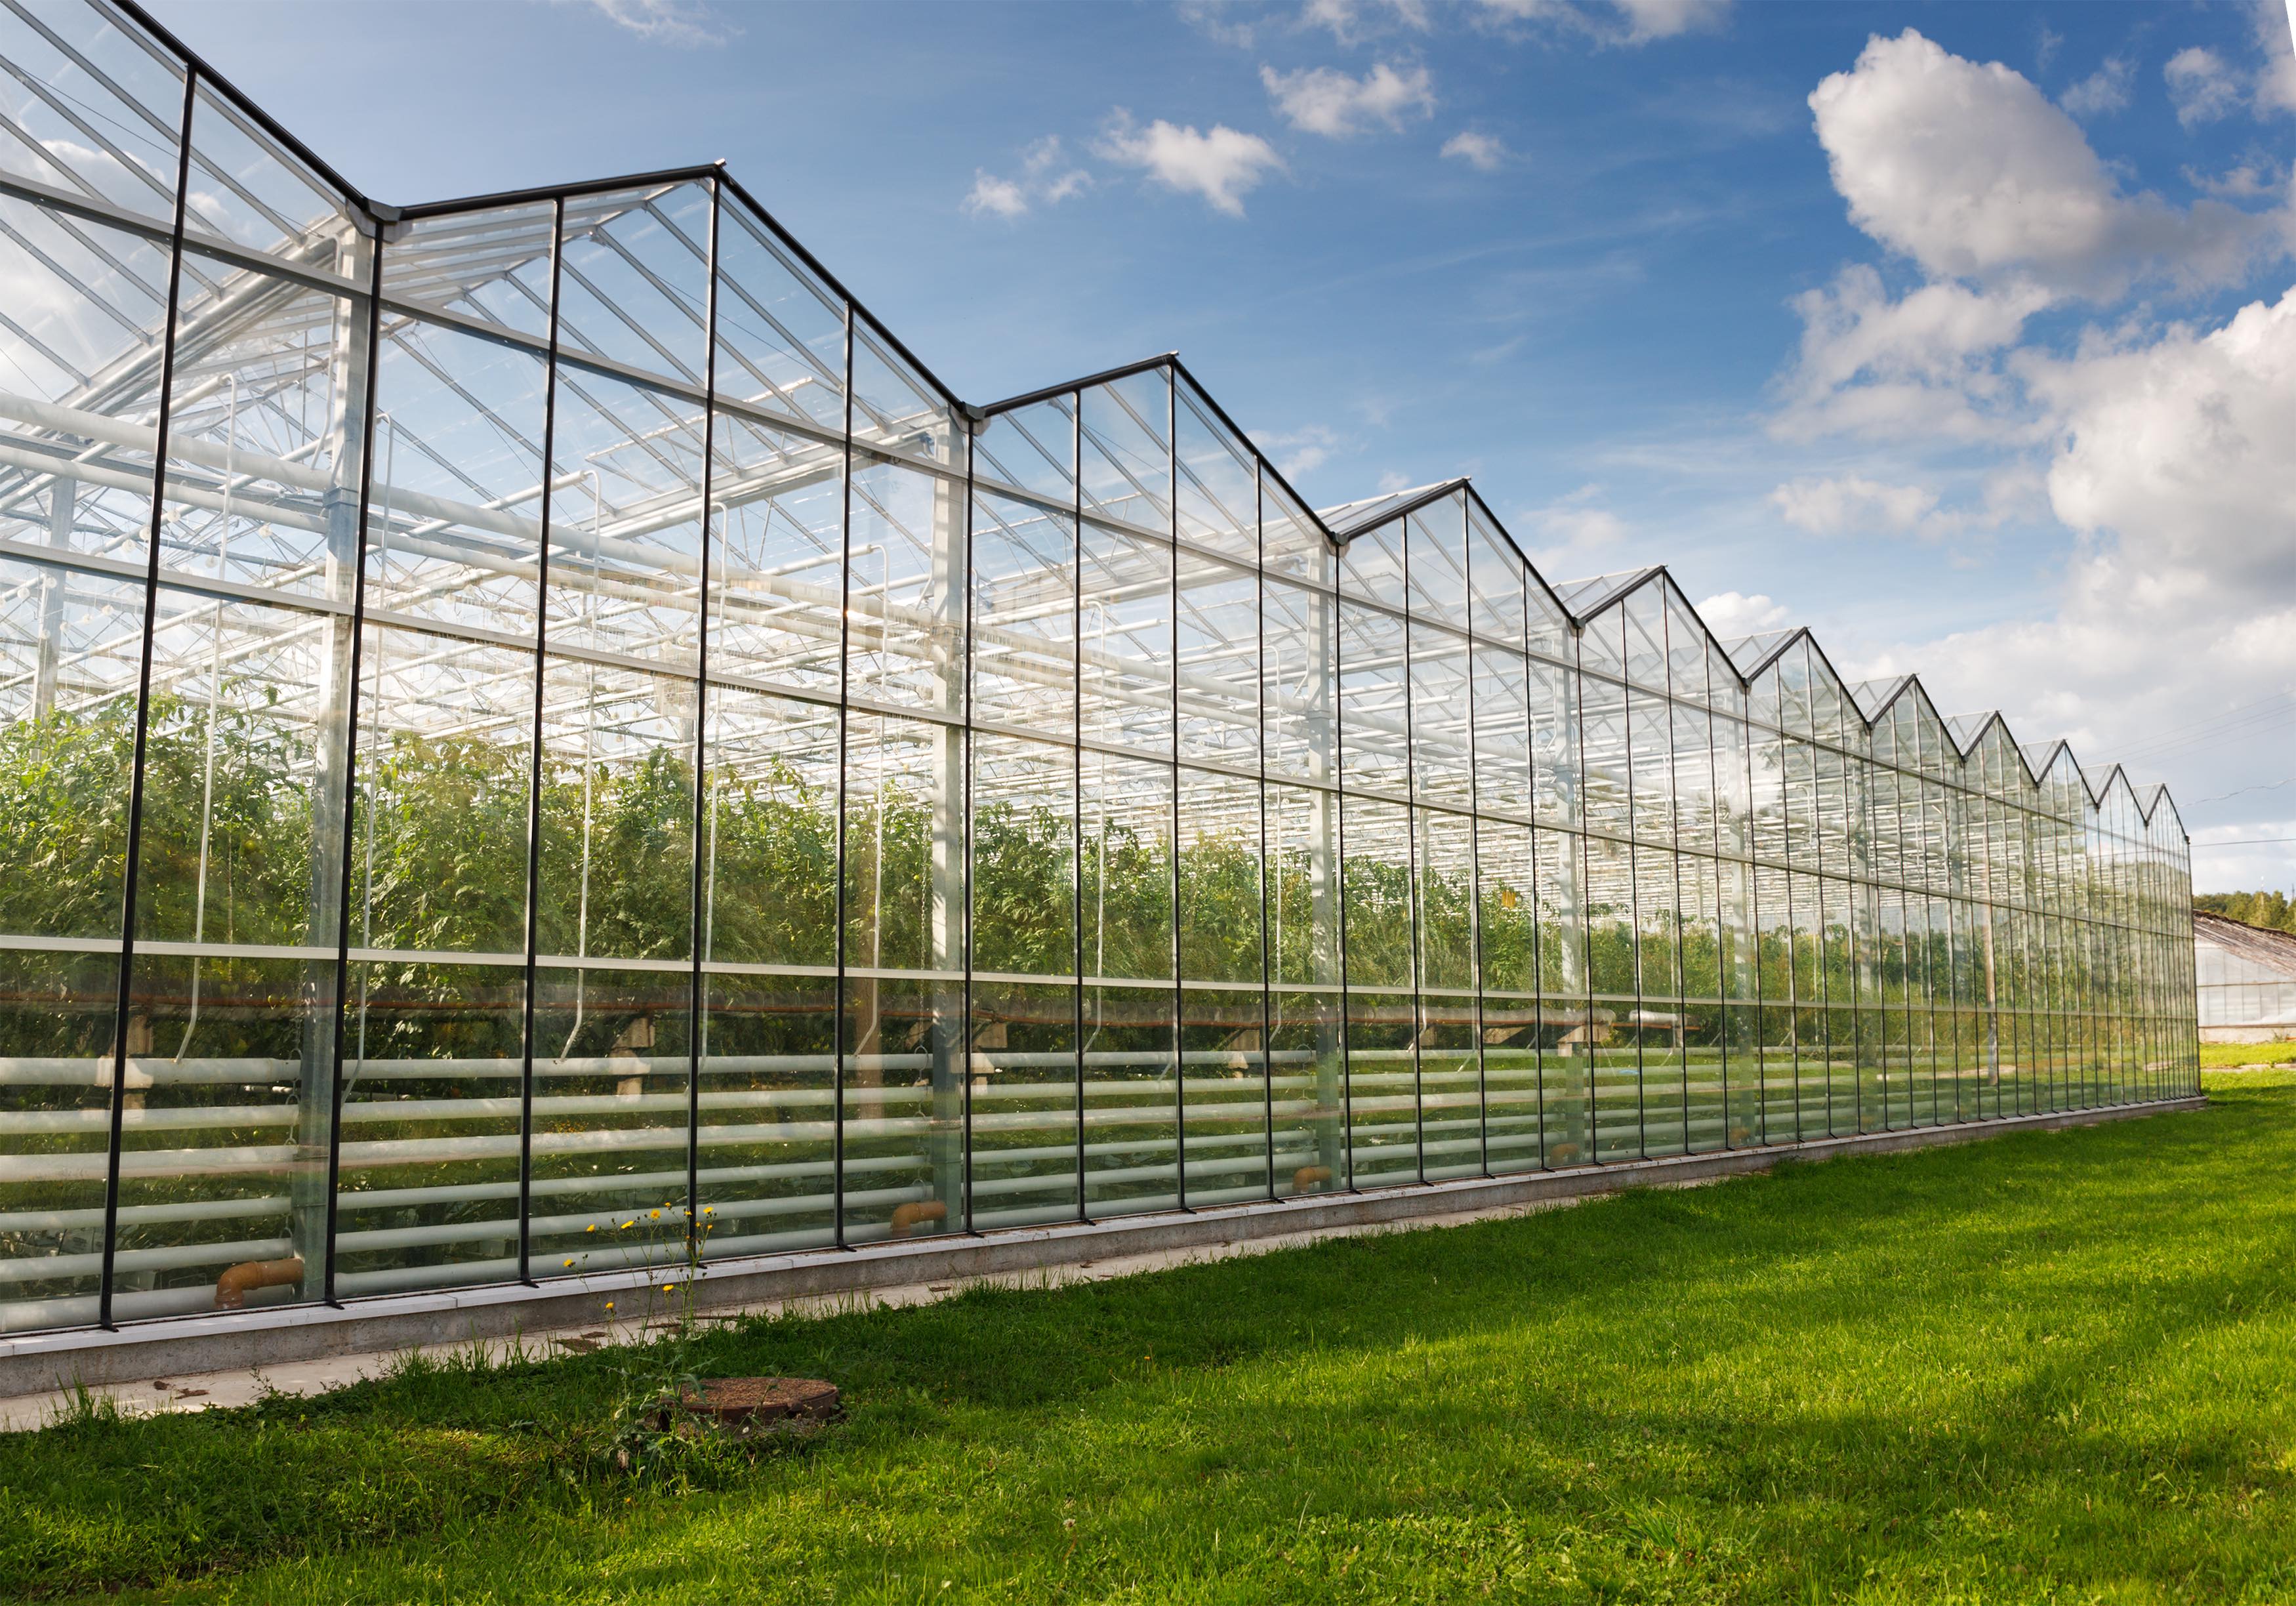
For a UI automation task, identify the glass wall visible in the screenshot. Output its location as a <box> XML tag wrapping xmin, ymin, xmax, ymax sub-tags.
<box><xmin>0</xmin><ymin>0</ymin><xmax>2202</xmax><ymax>1336</ymax></box>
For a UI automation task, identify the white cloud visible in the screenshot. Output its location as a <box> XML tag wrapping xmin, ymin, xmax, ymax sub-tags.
<box><xmin>1255</xmin><ymin>424</ymin><xmax>1343</xmax><ymax>480</ymax></box>
<box><xmin>2186</xmin><ymin>159</ymin><xmax>2287</xmax><ymax>199</ymax></box>
<box><xmin>1441</xmin><ymin>130</ymin><xmax>1511</xmax><ymax>171</ymax></box>
<box><xmin>1773</xmin><ymin>266</ymin><xmax>2051</xmax><ymax>442</ymax></box>
<box><xmin>2165</xmin><ymin>47</ymin><xmax>2244</xmax><ymax>127</ymax></box>
<box><xmin>1694</xmin><ymin>590</ymin><xmax>1790</xmax><ymax>637</ymax></box>
<box><xmin>962</xmin><ymin>137</ymin><xmax>1090</xmax><ymax>220</ymax></box>
<box><xmin>1096</xmin><ymin>114</ymin><xmax>1285</xmax><ymax>216</ymax></box>
<box><xmin>1470</xmin><ymin>0</ymin><xmax>1728</xmax><ymax>47</ymax></box>
<box><xmin>1521</xmin><ymin>484</ymin><xmax>1631</xmax><ymax>573</ymax></box>
<box><xmin>2059</xmin><ymin>57</ymin><xmax>2132</xmax><ymax>117</ymax></box>
<box><xmin>1847</xmin><ymin>289</ymin><xmax>2296</xmax><ymax>854</ymax></box>
<box><xmin>1809</xmin><ymin>30</ymin><xmax>2287</xmax><ymax>297</ymax></box>
<box><xmin>1301</xmin><ymin>0</ymin><xmax>1430</xmax><ymax>45</ymax></box>
<box><xmin>1179</xmin><ymin>0</ymin><xmax>1260</xmax><ymax>48</ymax></box>
<box><xmin>562</xmin><ymin>0</ymin><xmax>733</xmax><ymax>47</ymax></box>
<box><xmin>1261</xmin><ymin>62</ymin><xmax>1436</xmax><ymax>137</ymax></box>
<box><xmin>1771</xmin><ymin>474</ymin><xmax>1940</xmax><ymax>537</ymax></box>
<box><xmin>1604</xmin><ymin>0</ymin><xmax>1728</xmax><ymax>43</ymax></box>
<box><xmin>2257</xmin><ymin>0</ymin><xmax>2296</xmax><ymax>115</ymax></box>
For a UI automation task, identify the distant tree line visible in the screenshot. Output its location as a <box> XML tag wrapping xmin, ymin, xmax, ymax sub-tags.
<box><xmin>2196</xmin><ymin>891</ymin><xmax>2296</xmax><ymax>935</ymax></box>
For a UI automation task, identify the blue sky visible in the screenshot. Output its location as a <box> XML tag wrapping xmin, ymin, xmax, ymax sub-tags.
<box><xmin>149</xmin><ymin>0</ymin><xmax>2296</xmax><ymax>891</ymax></box>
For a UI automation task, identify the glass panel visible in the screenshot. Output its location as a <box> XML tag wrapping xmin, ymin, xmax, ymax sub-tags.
<box><xmin>546</xmin><ymin>371</ymin><xmax>704</xmax><ymax>669</ymax></box>
<box><xmin>971</xmin><ymin>731</ymin><xmax>1075</xmax><ymax>978</ymax></box>
<box><xmin>1418</xmin><ymin>809</ymin><xmax>1478</xmax><ymax>1181</ymax></box>
<box><xmin>1079</xmin><ymin>522</ymin><xmax>1172</xmax><ymax>754</ymax></box>
<box><xmin>1079</xmin><ymin>369</ymin><xmax>1170</xmax><ymax>533</ymax></box>
<box><xmin>157</xmin><ymin>254</ymin><xmax>367</xmax><ymax>605</ymax></box>
<box><xmin>1466</xmin><ymin>504</ymin><xmax>1526</xmax><ymax>646</ymax></box>
<box><xmin>555</xmin><ymin>182</ymin><xmax>709</xmax><ymax>389</ymax></box>
<box><xmin>850</xmin><ymin>321</ymin><xmax>954</xmax><ymax>466</ymax></box>
<box><xmin>363</xmin><ymin>312</ymin><xmax>550</xmax><ymax>639</ymax></box>
<box><xmin>0</xmin><ymin>198</ymin><xmax>172</xmax><ymax>569</ymax></box>
<box><xmin>707</xmin><ymin>409</ymin><xmax>842</xmax><ymax>695</ymax></box>
<box><xmin>713</xmin><ymin>205</ymin><xmax>844</xmax><ymax>432</ymax></box>
<box><xmin>842</xmin><ymin>974</ymin><xmax>964</xmax><ymax>1243</ymax></box>
<box><xmin>1409</xmin><ymin>622</ymin><xmax>1471</xmax><ymax>810</ymax></box>
<box><xmin>1080</xmin><ymin>751</ymin><xmax>1172</xmax><ymax>985</ymax></box>
<box><xmin>1260</xmin><ymin>472</ymin><xmax>1330</xmax><ymax>589</ymax></box>
<box><xmin>970</xmin><ymin>490</ymin><xmax>1073</xmax><ymax>738</ymax></box>
<box><xmin>335</xmin><ymin>624</ymin><xmax>531</xmax><ymax>1300</ymax></box>
<box><xmin>1342</xmin><ymin>810</ymin><xmax>1417</xmax><ymax>1174</ymax></box>
<box><xmin>380</xmin><ymin>201</ymin><xmax>555</xmax><ymax>340</ymax></box>
<box><xmin>1338</xmin><ymin>518</ymin><xmax>1403</xmax><ymax>606</ymax></box>
<box><xmin>850</xmin><ymin>453</ymin><xmax>964</xmax><ymax>717</ymax></box>
<box><xmin>1339</xmin><ymin>601</ymin><xmax>1407</xmax><ymax>798</ymax></box>
<box><xmin>1271</xmin><ymin>989</ymin><xmax>1342</xmax><ymax>1194</ymax></box>
<box><xmin>182</xmin><ymin>83</ymin><xmax>352</xmax><ymax>260</ymax></box>
<box><xmin>972</xmin><ymin>398</ymin><xmax>1073</xmax><ymax>504</ymax></box>
<box><xmin>1178</xmin><ymin>766</ymin><xmax>1261</xmax><ymax>985</ymax></box>
<box><xmin>1174</xmin><ymin>547</ymin><xmax>1256</xmax><ymax>768</ymax></box>
<box><xmin>1471</xmin><ymin>643</ymin><xmax>1531</xmax><ymax>819</ymax></box>
<box><xmin>1180</xmin><ymin>984</ymin><xmax>1267</xmax><ymax>1205</ymax></box>
<box><xmin>0</xmin><ymin>2</ymin><xmax>182</xmax><ymax>225</ymax></box>
<box><xmin>0</xmin><ymin>554</ymin><xmax>142</xmax><ymax>1330</ymax></box>
<box><xmin>1174</xmin><ymin>385</ymin><xmax>1254</xmax><ymax>562</ymax></box>
<box><xmin>695</xmin><ymin>685</ymin><xmax>838</xmax><ymax>1257</ymax></box>
<box><xmin>968</xmin><ymin>979</ymin><xmax>1078</xmax><ymax>1229</ymax></box>
<box><xmin>1262</xmin><ymin>576</ymin><xmax>1335</xmax><ymax>787</ymax></box>
<box><xmin>117</xmin><ymin>585</ymin><xmax>352</xmax><ymax>1320</ymax></box>
<box><xmin>1082</xmin><ymin>983</ymin><xmax>1177</xmax><ymax>1218</ymax></box>
<box><xmin>1405</xmin><ymin>501</ymin><xmax>1468</xmax><ymax>630</ymax></box>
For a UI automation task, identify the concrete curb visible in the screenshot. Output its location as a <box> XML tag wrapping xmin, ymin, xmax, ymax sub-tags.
<box><xmin>0</xmin><ymin>1096</ymin><xmax>2205</xmax><ymax>1399</ymax></box>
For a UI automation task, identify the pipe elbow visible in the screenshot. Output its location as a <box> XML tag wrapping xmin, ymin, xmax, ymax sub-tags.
<box><xmin>215</xmin><ymin>1257</ymin><xmax>303</xmax><ymax>1309</ymax></box>
<box><xmin>890</xmin><ymin>1200</ymin><xmax>948</xmax><ymax>1236</ymax></box>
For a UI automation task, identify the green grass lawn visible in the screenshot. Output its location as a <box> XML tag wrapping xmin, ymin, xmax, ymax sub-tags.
<box><xmin>2202</xmin><ymin>1040</ymin><xmax>2296</xmax><ymax>1069</ymax></box>
<box><xmin>7</xmin><ymin>1075</ymin><xmax>2293</xmax><ymax>1605</ymax></box>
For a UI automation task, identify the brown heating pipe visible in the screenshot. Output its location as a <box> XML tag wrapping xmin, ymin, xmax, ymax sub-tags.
<box><xmin>890</xmin><ymin>1201</ymin><xmax>948</xmax><ymax>1236</ymax></box>
<box><xmin>214</xmin><ymin>1258</ymin><xmax>303</xmax><ymax>1309</ymax></box>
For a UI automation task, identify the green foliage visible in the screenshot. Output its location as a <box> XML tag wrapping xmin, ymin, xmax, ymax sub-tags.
<box><xmin>2197</xmin><ymin>890</ymin><xmax>2296</xmax><ymax>935</ymax></box>
<box><xmin>5</xmin><ymin>1083</ymin><xmax>2293</xmax><ymax>1601</ymax></box>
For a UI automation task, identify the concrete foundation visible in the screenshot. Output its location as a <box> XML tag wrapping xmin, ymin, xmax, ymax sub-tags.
<box><xmin>0</xmin><ymin>1096</ymin><xmax>2204</xmax><ymax>1411</ymax></box>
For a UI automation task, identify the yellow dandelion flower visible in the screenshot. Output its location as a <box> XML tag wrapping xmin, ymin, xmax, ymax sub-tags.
<box><xmin>586</xmin><ymin>1224</ymin><xmax>596</xmax><ymax>1233</ymax></box>
<box><xmin>649</xmin><ymin>1209</ymin><xmax>661</xmax><ymax>1219</ymax></box>
<box><xmin>563</xmin><ymin>1258</ymin><xmax>574</xmax><ymax>1267</ymax></box>
<box><xmin>605</xmin><ymin>1301</ymin><xmax>615</xmax><ymax>1311</ymax></box>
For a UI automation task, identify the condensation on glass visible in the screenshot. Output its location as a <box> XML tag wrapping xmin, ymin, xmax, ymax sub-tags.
<box><xmin>0</xmin><ymin>0</ymin><xmax>2202</xmax><ymax>1336</ymax></box>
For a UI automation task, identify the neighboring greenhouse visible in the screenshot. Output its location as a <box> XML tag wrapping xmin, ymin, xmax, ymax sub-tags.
<box><xmin>0</xmin><ymin>0</ymin><xmax>2198</xmax><ymax>1340</ymax></box>
<box><xmin>2194</xmin><ymin>913</ymin><xmax>2296</xmax><ymax>1044</ymax></box>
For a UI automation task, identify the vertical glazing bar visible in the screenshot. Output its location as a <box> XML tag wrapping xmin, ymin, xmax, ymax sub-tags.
<box><xmin>686</xmin><ymin>178</ymin><xmax>721</xmax><ymax>1252</ymax></box>
<box><xmin>1168</xmin><ymin>370</ymin><xmax>1185</xmax><ymax>1208</ymax></box>
<box><xmin>1399</xmin><ymin>539</ymin><xmax>1424</xmax><ymax>1183</ymax></box>
<box><xmin>98</xmin><ymin>66</ymin><xmax>199</xmax><ymax>1330</ymax></box>
<box><xmin>1254</xmin><ymin>471</ymin><xmax>1275</xmax><ymax>1200</ymax></box>
<box><xmin>319</xmin><ymin>221</ymin><xmax>389</xmax><ymax>1305</ymax></box>
<box><xmin>514</xmin><ymin>196</ymin><xmax>568</xmax><ymax>1288</ymax></box>
<box><xmin>960</xmin><ymin>430</ymin><xmax>977</xmax><ymax>1232</ymax></box>
<box><xmin>1071</xmin><ymin>396</ymin><xmax>1086</xmax><ymax>1221</ymax></box>
<box><xmin>832</xmin><ymin>301</ymin><xmax>853</xmax><ymax>1246</ymax></box>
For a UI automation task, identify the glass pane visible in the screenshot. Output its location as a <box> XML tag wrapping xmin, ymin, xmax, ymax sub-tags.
<box><xmin>335</xmin><ymin>624</ymin><xmax>531</xmax><ymax>1299</ymax></box>
<box><xmin>968</xmin><ymin>979</ymin><xmax>1077</xmax><ymax>1229</ymax></box>
<box><xmin>850</xmin><ymin>454</ymin><xmax>964</xmax><ymax>718</ymax></box>
<box><xmin>971</xmin><ymin>490</ymin><xmax>1074</xmax><ymax>737</ymax></box>
<box><xmin>714</xmin><ymin>205</ymin><xmax>844</xmax><ymax>432</ymax></box>
<box><xmin>1079</xmin><ymin>522</ymin><xmax>1172</xmax><ymax>753</ymax></box>
<box><xmin>555</xmin><ymin>182</ymin><xmax>709</xmax><ymax>388</ymax></box>
<box><xmin>0</xmin><ymin>2</ymin><xmax>182</xmax><ymax>225</ymax></box>
<box><xmin>1174</xmin><ymin>548</ymin><xmax>1256</xmax><ymax>768</ymax></box>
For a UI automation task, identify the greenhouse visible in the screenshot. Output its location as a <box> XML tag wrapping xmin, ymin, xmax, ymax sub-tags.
<box><xmin>0</xmin><ymin>0</ymin><xmax>2198</xmax><ymax>1340</ymax></box>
